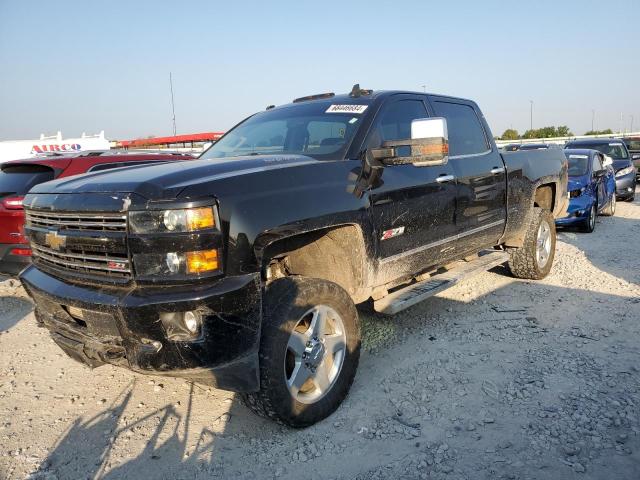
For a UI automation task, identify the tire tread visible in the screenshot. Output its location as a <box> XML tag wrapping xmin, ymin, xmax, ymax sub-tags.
<box><xmin>508</xmin><ymin>207</ymin><xmax>556</xmax><ymax>280</ymax></box>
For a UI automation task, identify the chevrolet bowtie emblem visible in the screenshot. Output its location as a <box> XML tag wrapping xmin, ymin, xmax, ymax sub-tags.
<box><xmin>45</xmin><ymin>231</ymin><xmax>67</xmax><ymax>250</ymax></box>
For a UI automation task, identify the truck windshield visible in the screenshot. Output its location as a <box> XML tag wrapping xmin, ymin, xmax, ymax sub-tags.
<box><xmin>200</xmin><ymin>102</ymin><xmax>368</xmax><ymax>161</ymax></box>
<box><xmin>567</xmin><ymin>142</ymin><xmax>628</xmax><ymax>159</ymax></box>
<box><xmin>566</xmin><ymin>155</ymin><xmax>589</xmax><ymax>176</ymax></box>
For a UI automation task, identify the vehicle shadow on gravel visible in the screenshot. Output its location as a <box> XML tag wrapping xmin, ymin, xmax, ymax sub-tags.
<box><xmin>0</xmin><ymin>295</ymin><xmax>33</xmax><ymax>331</ymax></box>
<box><xmin>33</xmin><ymin>379</ymin><xmax>244</xmax><ymax>479</ymax></box>
<box><xmin>32</xmin><ymin>283</ymin><xmax>640</xmax><ymax>480</ymax></box>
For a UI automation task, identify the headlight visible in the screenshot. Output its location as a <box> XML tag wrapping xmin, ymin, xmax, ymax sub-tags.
<box><xmin>133</xmin><ymin>249</ymin><xmax>221</xmax><ymax>277</ymax></box>
<box><xmin>129</xmin><ymin>206</ymin><xmax>216</xmax><ymax>234</ymax></box>
<box><xmin>569</xmin><ymin>187</ymin><xmax>586</xmax><ymax>198</ymax></box>
<box><xmin>615</xmin><ymin>166</ymin><xmax>635</xmax><ymax>178</ymax></box>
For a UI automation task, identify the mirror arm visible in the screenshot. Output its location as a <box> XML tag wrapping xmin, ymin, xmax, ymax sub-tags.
<box><xmin>367</xmin><ymin>147</ymin><xmax>394</xmax><ymax>168</ymax></box>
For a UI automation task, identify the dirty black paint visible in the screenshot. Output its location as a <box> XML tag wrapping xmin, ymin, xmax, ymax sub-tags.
<box><xmin>20</xmin><ymin>91</ymin><xmax>567</xmax><ymax>393</ymax></box>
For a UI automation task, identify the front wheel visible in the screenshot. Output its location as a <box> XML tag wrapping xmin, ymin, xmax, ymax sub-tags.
<box><xmin>508</xmin><ymin>207</ymin><xmax>556</xmax><ymax>280</ymax></box>
<box><xmin>582</xmin><ymin>203</ymin><xmax>597</xmax><ymax>233</ymax></box>
<box><xmin>242</xmin><ymin>276</ymin><xmax>361</xmax><ymax>428</ymax></box>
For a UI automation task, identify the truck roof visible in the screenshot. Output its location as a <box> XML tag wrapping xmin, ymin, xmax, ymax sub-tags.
<box><xmin>273</xmin><ymin>90</ymin><xmax>474</xmax><ymax>111</ymax></box>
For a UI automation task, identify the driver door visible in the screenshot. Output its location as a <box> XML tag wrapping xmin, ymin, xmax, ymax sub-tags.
<box><xmin>365</xmin><ymin>95</ymin><xmax>458</xmax><ymax>285</ymax></box>
<box><xmin>592</xmin><ymin>153</ymin><xmax>606</xmax><ymax>209</ymax></box>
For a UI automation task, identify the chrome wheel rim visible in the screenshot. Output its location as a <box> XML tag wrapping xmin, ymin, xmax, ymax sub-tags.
<box><xmin>589</xmin><ymin>205</ymin><xmax>596</xmax><ymax>229</ymax></box>
<box><xmin>284</xmin><ymin>305</ymin><xmax>346</xmax><ymax>404</ymax></box>
<box><xmin>536</xmin><ymin>219</ymin><xmax>552</xmax><ymax>268</ymax></box>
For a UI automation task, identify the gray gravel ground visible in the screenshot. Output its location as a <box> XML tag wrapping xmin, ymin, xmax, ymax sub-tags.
<box><xmin>1</xmin><ymin>192</ymin><xmax>639</xmax><ymax>480</ymax></box>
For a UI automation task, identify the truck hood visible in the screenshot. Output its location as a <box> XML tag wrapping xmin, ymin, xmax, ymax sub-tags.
<box><xmin>28</xmin><ymin>155</ymin><xmax>320</xmax><ymax>200</ymax></box>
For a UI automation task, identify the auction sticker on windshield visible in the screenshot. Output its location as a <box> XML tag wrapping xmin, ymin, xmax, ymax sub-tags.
<box><xmin>326</xmin><ymin>104</ymin><xmax>368</xmax><ymax>114</ymax></box>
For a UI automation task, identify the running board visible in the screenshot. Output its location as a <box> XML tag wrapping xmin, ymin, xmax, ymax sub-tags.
<box><xmin>373</xmin><ymin>250</ymin><xmax>510</xmax><ymax>315</ymax></box>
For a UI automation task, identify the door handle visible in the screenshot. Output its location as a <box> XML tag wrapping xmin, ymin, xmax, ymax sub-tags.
<box><xmin>436</xmin><ymin>174</ymin><xmax>456</xmax><ymax>183</ymax></box>
<box><xmin>490</xmin><ymin>166</ymin><xmax>505</xmax><ymax>174</ymax></box>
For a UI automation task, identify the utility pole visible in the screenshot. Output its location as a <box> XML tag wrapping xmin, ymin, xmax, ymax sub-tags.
<box><xmin>169</xmin><ymin>72</ymin><xmax>177</xmax><ymax>136</ymax></box>
<box><xmin>529</xmin><ymin>100</ymin><xmax>533</xmax><ymax>131</ymax></box>
<box><xmin>619</xmin><ymin>113</ymin><xmax>624</xmax><ymax>134</ymax></box>
<box><xmin>591</xmin><ymin>109</ymin><xmax>595</xmax><ymax>132</ymax></box>
<box><xmin>630</xmin><ymin>115</ymin><xmax>634</xmax><ymax>133</ymax></box>
<box><xmin>421</xmin><ymin>85</ymin><xmax>426</xmax><ymax>93</ymax></box>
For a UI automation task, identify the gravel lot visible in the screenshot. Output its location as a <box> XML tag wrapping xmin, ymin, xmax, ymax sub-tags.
<box><xmin>1</xmin><ymin>192</ymin><xmax>639</xmax><ymax>480</ymax></box>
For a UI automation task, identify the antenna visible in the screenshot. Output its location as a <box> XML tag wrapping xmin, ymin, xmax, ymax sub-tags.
<box><xmin>169</xmin><ymin>72</ymin><xmax>177</xmax><ymax>136</ymax></box>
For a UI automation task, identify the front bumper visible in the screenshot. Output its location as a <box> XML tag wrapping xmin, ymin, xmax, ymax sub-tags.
<box><xmin>0</xmin><ymin>243</ymin><xmax>31</xmax><ymax>276</ymax></box>
<box><xmin>555</xmin><ymin>195</ymin><xmax>593</xmax><ymax>226</ymax></box>
<box><xmin>20</xmin><ymin>266</ymin><xmax>262</xmax><ymax>392</ymax></box>
<box><xmin>615</xmin><ymin>172</ymin><xmax>636</xmax><ymax>199</ymax></box>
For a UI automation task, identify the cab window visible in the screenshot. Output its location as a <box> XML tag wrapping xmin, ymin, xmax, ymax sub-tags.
<box><xmin>432</xmin><ymin>101</ymin><xmax>489</xmax><ymax>157</ymax></box>
<box><xmin>366</xmin><ymin>99</ymin><xmax>428</xmax><ymax>156</ymax></box>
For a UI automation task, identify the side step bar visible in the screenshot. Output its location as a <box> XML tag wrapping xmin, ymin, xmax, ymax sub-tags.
<box><xmin>373</xmin><ymin>250</ymin><xmax>510</xmax><ymax>315</ymax></box>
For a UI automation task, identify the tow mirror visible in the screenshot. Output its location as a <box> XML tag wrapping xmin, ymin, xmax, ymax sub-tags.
<box><xmin>369</xmin><ymin>117</ymin><xmax>449</xmax><ymax>167</ymax></box>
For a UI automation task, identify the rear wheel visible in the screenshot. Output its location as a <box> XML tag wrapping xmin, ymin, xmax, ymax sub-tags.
<box><xmin>602</xmin><ymin>194</ymin><xmax>616</xmax><ymax>216</ymax></box>
<box><xmin>242</xmin><ymin>276</ymin><xmax>361</xmax><ymax>428</ymax></box>
<box><xmin>582</xmin><ymin>203</ymin><xmax>597</xmax><ymax>232</ymax></box>
<box><xmin>508</xmin><ymin>207</ymin><xmax>556</xmax><ymax>280</ymax></box>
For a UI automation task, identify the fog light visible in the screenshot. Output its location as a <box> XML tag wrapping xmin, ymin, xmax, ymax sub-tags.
<box><xmin>159</xmin><ymin>311</ymin><xmax>202</xmax><ymax>341</ymax></box>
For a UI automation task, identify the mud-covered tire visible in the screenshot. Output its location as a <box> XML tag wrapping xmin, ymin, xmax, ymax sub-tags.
<box><xmin>508</xmin><ymin>207</ymin><xmax>556</xmax><ymax>280</ymax></box>
<box><xmin>241</xmin><ymin>276</ymin><xmax>361</xmax><ymax>428</ymax></box>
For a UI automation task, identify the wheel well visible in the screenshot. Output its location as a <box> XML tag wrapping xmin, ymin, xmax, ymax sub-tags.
<box><xmin>261</xmin><ymin>225</ymin><xmax>369</xmax><ymax>303</ymax></box>
<box><xmin>534</xmin><ymin>184</ymin><xmax>555</xmax><ymax>212</ymax></box>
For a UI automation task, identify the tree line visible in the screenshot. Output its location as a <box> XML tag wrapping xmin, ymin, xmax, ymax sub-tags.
<box><xmin>498</xmin><ymin>127</ymin><xmax>613</xmax><ymax>140</ymax></box>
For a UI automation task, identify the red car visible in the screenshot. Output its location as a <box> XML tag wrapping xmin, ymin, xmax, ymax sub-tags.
<box><xmin>0</xmin><ymin>151</ymin><xmax>194</xmax><ymax>275</ymax></box>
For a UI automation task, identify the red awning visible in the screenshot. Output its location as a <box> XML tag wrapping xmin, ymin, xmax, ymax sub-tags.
<box><xmin>117</xmin><ymin>132</ymin><xmax>224</xmax><ymax>147</ymax></box>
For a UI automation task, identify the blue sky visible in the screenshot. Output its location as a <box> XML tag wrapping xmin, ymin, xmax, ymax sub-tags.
<box><xmin>0</xmin><ymin>0</ymin><xmax>638</xmax><ymax>141</ymax></box>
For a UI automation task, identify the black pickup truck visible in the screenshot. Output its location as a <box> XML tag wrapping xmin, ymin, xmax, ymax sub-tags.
<box><xmin>20</xmin><ymin>86</ymin><xmax>568</xmax><ymax>427</ymax></box>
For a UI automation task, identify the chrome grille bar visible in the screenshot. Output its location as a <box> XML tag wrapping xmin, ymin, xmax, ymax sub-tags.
<box><xmin>26</xmin><ymin>210</ymin><xmax>127</xmax><ymax>231</ymax></box>
<box><xmin>31</xmin><ymin>244</ymin><xmax>131</xmax><ymax>274</ymax></box>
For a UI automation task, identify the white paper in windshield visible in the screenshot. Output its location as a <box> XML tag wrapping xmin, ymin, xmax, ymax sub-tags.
<box><xmin>326</xmin><ymin>104</ymin><xmax>368</xmax><ymax>114</ymax></box>
<box><xmin>569</xmin><ymin>154</ymin><xmax>588</xmax><ymax>159</ymax></box>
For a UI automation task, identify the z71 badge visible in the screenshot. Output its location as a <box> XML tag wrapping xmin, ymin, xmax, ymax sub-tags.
<box><xmin>381</xmin><ymin>226</ymin><xmax>405</xmax><ymax>240</ymax></box>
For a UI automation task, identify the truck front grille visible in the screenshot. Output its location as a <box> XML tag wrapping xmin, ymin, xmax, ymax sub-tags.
<box><xmin>31</xmin><ymin>244</ymin><xmax>131</xmax><ymax>278</ymax></box>
<box><xmin>26</xmin><ymin>208</ymin><xmax>132</xmax><ymax>283</ymax></box>
<box><xmin>25</xmin><ymin>211</ymin><xmax>127</xmax><ymax>232</ymax></box>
